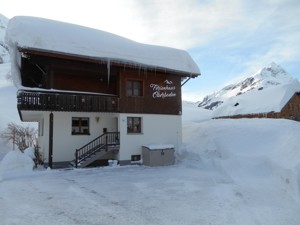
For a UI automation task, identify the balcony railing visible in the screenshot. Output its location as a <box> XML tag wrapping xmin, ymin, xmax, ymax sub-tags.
<box><xmin>17</xmin><ymin>90</ymin><xmax>119</xmax><ymax>112</ymax></box>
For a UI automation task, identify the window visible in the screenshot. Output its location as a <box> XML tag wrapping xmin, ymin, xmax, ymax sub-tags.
<box><xmin>127</xmin><ymin>80</ymin><xmax>142</xmax><ymax>96</ymax></box>
<box><xmin>131</xmin><ymin>155</ymin><xmax>141</xmax><ymax>162</ymax></box>
<box><xmin>72</xmin><ymin>117</ymin><xmax>90</xmax><ymax>135</ymax></box>
<box><xmin>127</xmin><ymin>117</ymin><xmax>142</xmax><ymax>133</ymax></box>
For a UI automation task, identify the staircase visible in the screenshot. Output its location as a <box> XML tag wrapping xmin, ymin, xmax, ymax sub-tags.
<box><xmin>71</xmin><ymin>132</ymin><xmax>120</xmax><ymax>168</ymax></box>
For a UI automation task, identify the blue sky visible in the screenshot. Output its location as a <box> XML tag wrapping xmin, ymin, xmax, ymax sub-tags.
<box><xmin>1</xmin><ymin>0</ymin><xmax>300</xmax><ymax>101</ymax></box>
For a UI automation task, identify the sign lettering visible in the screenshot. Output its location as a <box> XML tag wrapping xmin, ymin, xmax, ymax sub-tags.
<box><xmin>150</xmin><ymin>80</ymin><xmax>176</xmax><ymax>99</ymax></box>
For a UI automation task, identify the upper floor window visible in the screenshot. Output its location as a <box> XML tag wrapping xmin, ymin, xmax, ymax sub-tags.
<box><xmin>72</xmin><ymin>117</ymin><xmax>90</xmax><ymax>135</ymax></box>
<box><xmin>127</xmin><ymin>80</ymin><xmax>143</xmax><ymax>96</ymax></box>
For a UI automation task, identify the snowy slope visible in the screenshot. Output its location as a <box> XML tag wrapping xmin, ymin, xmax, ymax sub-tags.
<box><xmin>0</xmin><ymin>13</ymin><xmax>10</xmax><ymax>86</ymax></box>
<box><xmin>0</xmin><ymin>85</ymin><xmax>20</xmax><ymax>127</ymax></box>
<box><xmin>0</xmin><ymin>14</ymin><xmax>9</xmax><ymax>64</ymax></box>
<box><xmin>0</xmin><ymin>14</ymin><xmax>18</xmax><ymax>131</ymax></box>
<box><xmin>198</xmin><ymin>63</ymin><xmax>296</xmax><ymax>110</ymax></box>
<box><xmin>212</xmin><ymin>80</ymin><xmax>300</xmax><ymax>117</ymax></box>
<box><xmin>1</xmin><ymin>109</ymin><xmax>300</xmax><ymax>224</ymax></box>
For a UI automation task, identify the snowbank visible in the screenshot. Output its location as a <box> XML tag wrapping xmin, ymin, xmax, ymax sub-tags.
<box><xmin>180</xmin><ymin>118</ymin><xmax>300</xmax><ymax>200</ymax></box>
<box><xmin>0</xmin><ymin>150</ymin><xmax>34</xmax><ymax>181</ymax></box>
<box><xmin>24</xmin><ymin>146</ymin><xmax>36</xmax><ymax>159</ymax></box>
<box><xmin>0</xmin><ymin>141</ymin><xmax>11</xmax><ymax>161</ymax></box>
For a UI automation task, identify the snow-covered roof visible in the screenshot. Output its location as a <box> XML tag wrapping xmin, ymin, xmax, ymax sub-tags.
<box><xmin>5</xmin><ymin>16</ymin><xmax>200</xmax><ymax>76</ymax></box>
<box><xmin>212</xmin><ymin>80</ymin><xmax>300</xmax><ymax>117</ymax></box>
<box><xmin>143</xmin><ymin>144</ymin><xmax>174</xmax><ymax>150</ymax></box>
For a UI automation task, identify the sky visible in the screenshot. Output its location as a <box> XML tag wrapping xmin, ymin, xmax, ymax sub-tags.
<box><xmin>1</xmin><ymin>0</ymin><xmax>300</xmax><ymax>101</ymax></box>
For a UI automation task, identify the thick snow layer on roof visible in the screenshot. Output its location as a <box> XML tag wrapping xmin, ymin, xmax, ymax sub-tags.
<box><xmin>5</xmin><ymin>16</ymin><xmax>200</xmax><ymax>76</ymax></box>
<box><xmin>212</xmin><ymin>79</ymin><xmax>300</xmax><ymax>117</ymax></box>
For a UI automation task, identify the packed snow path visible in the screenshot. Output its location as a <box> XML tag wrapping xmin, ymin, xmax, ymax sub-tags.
<box><xmin>0</xmin><ymin>160</ymin><xmax>300</xmax><ymax>224</ymax></box>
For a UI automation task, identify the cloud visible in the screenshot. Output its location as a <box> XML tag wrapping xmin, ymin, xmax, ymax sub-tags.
<box><xmin>2</xmin><ymin>0</ymin><xmax>299</xmax><ymax>97</ymax></box>
<box><xmin>107</xmin><ymin>0</ymin><xmax>242</xmax><ymax>48</ymax></box>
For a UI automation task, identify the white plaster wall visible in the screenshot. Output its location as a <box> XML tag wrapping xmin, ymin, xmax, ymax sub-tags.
<box><xmin>37</xmin><ymin>116</ymin><xmax>48</xmax><ymax>162</ymax></box>
<box><xmin>118</xmin><ymin>113</ymin><xmax>182</xmax><ymax>161</ymax></box>
<box><xmin>38</xmin><ymin>112</ymin><xmax>118</xmax><ymax>162</ymax></box>
<box><xmin>36</xmin><ymin>111</ymin><xmax>181</xmax><ymax>163</ymax></box>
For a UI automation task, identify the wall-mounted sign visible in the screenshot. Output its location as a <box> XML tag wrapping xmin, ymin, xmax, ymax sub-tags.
<box><xmin>150</xmin><ymin>80</ymin><xmax>176</xmax><ymax>99</ymax></box>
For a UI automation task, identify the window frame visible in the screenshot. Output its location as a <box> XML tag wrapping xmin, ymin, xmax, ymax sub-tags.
<box><xmin>71</xmin><ymin>117</ymin><xmax>90</xmax><ymax>135</ymax></box>
<box><xmin>127</xmin><ymin>80</ymin><xmax>143</xmax><ymax>97</ymax></box>
<box><xmin>127</xmin><ymin>117</ymin><xmax>142</xmax><ymax>134</ymax></box>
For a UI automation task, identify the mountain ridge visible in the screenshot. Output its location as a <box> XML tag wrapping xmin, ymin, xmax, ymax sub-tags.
<box><xmin>197</xmin><ymin>62</ymin><xmax>296</xmax><ymax>110</ymax></box>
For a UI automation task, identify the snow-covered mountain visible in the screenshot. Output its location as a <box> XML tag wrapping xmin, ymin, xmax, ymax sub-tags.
<box><xmin>0</xmin><ymin>14</ymin><xmax>9</xmax><ymax>64</ymax></box>
<box><xmin>198</xmin><ymin>62</ymin><xmax>295</xmax><ymax>110</ymax></box>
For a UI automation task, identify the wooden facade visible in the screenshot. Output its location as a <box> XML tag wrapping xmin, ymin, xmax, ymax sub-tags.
<box><xmin>215</xmin><ymin>93</ymin><xmax>300</xmax><ymax>121</ymax></box>
<box><xmin>18</xmin><ymin>48</ymin><xmax>185</xmax><ymax>116</ymax></box>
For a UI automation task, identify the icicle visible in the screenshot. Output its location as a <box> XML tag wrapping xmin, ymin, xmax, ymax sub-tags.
<box><xmin>107</xmin><ymin>59</ymin><xmax>110</xmax><ymax>86</ymax></box>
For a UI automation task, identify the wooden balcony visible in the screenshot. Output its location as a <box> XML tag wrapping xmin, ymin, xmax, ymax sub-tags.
<box><xmin>17</xmin><ymin>90</ymin><xmax>119</xmax><ymax>113</ymax></box>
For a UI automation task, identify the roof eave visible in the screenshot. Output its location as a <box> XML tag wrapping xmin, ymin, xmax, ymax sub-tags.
<box><xmin>18</xmin><ymin>47</ymin><xmax>200</xmax><ymax>78</ymax></box>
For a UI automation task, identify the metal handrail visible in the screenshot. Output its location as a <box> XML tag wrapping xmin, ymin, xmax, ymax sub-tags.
<box><xmin>74</xmin><ymin>132</ymin><xmax>120</xmax><ymax>168</ymax></box>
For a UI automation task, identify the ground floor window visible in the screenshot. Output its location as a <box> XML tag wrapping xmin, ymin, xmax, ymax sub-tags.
<box><xmin>131</xmin><ymin>155</ymin><xmax>141</xmax><ymax>161</ymax></box>
<box><xmin>72</xmin><ymin>117</ymin><xmax>90</xmax><ymax>135</ymax></box>
<box><xmin>127</xmin><ymin>117</ymin><xmax>142</xmax><ymax>133</ymax></box>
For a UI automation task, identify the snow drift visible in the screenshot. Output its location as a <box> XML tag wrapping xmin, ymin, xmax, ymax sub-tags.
<box><xmin>0</xmin><ymin>149</ymin><xmax>34</xmax><ymax>181</ymax></box>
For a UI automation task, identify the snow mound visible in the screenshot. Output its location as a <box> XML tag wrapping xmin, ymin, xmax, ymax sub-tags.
<box><xmin>0</xmin><ymin>150</ymin><xmax>34</xmax><ymax>181</ymax></box>
<box><xmin>180</xmin><ymin>118</ymin><xmax>300</xmax><ymax>201</ymax></box>
<box><xmin>0</xmin><ymin>141</ymin><xmax>11</xmax><ymax>161</ymax></box>
<box><xmin>24</xmin><ymin>146</ymin><xmax>36</xmax><ymax>159</ymax></box>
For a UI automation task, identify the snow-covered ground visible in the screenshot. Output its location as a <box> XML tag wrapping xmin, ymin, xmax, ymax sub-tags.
<box><xmin>1</xmin><ymin>103</ymin><xmax>300</xmax><ymax>225</ymax></box>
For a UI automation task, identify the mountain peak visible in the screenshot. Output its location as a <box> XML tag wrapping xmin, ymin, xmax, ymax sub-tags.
<box><xmin>198</xmin><ymin>63</ymin><xmax>295</xmax><ymax>110</ymax></box>
<box><xmin>254</xmin><ymin>62</ymin><xmax>290</xmax><ymax>81</ymax></box>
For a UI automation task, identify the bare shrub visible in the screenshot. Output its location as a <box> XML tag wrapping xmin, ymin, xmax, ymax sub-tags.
<box><xmin>0</xmin><ymin>122</ymin><xmax>37</xmax><ymax>151</ymax></box>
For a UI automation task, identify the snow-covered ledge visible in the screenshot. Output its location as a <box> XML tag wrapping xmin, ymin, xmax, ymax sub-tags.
<box><xmin>142</xmin><ymin>144</ymin><xmax>175</xmax><ymax>151</ymax></box>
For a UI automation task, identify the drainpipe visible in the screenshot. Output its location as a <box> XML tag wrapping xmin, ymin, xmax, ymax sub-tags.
<box><xmin>48</xmin><ymin>112</ymin><xmax>54</xmax><ymax>168</ymax></box>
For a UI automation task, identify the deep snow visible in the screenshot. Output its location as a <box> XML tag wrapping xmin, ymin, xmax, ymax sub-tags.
<box><xmin>1</xmin><ymin>103</ymin><xmax>300</xmax><ymax>225</ymax></box>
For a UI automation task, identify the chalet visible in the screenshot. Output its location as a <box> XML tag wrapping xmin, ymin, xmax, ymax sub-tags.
<box><xmin>5</xmin><ymin>16</ymin><xmax>200</xmax><ymax>168</ymax></box>
<box><xmin>212</xmin><ymin>81</ymin><xmax>300</xmax><ymax>121</ymax></box>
